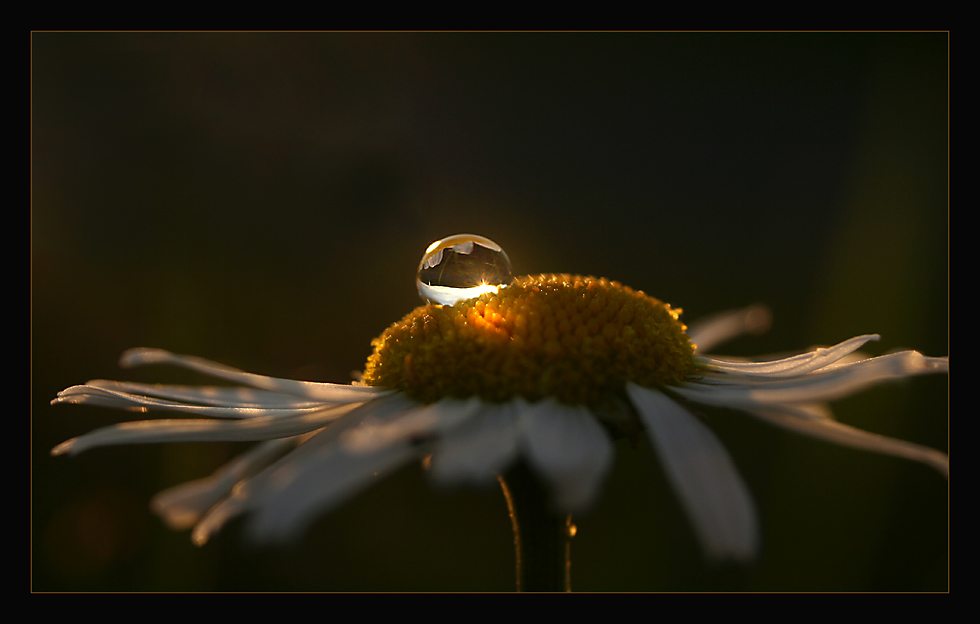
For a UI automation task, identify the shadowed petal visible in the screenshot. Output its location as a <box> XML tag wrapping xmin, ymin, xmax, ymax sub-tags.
<box><xmin>341</xmin><ymin>396</ymin><xmax>484</xmax><ymax>453</ymax></box>
<box><xmin>245</xmin><ymin>442</ymin><xmax>416</xmax><ymax>542</ymax></box>
<box><xmin>224</xmin><ymin>393</ymin><xmax>423</xmax><ymax>542</ymax></box>
<box><xmin>517</xmin><ymin>398</ymin><xmax>614</xmax><ymax>512</ymax></box>
<box><xmin>186</xmin><ymin>402</ymin><xmax>383</xmax><ymax>545</ymax></box>
<box><xmin>748</xmin><ymin>404</ymin><xmax>949</xmax><ymax>477</ymax></box>
<box><xmin>428</xmin><ymin>401</ymin><xmax>520</xmax><ymax>486</ymax></box>
<box><xmin>150</xmin><ymin>436</ymin><xmax>301</xmax><ymax>532</ymax></box>
<box><xmin>627</xmin><ymin>383</ymin><xmax>758</xmax><ymax>561</ymax></box>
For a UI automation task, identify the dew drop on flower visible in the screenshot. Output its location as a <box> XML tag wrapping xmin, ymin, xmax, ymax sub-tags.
<box><xmin>416</xmin><ymin>234</ymin><xmax>514</xmax><ymax>305</ymax></box>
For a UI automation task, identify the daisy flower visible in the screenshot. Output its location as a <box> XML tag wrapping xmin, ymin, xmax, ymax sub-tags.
<box><xmin>51</xmin><ymin>234</ymin><xmax>948</xmax><ymax>588</ymax></box>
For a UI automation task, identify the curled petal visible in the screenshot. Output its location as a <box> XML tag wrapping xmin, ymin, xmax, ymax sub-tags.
<box><xmin>119</xmin><ymin>348</ymin><xmax>388</xmax><ymax>403</ymax></box>
<box><xmin>52</xmin><ymin>384</ymin><xmax>327</xmax><ymax>418</ymax></box>
<box><xmin>84</xmin><ymin>380</ymin><xmax>328</xmax><ymax>409</ymax></box>
<box><xmin>627</xmin><ymin>383</ymin><xmax>758</xmax><ymax>561</ymax></box>
<box><xmin>50</xmin><ymin>402</ymin><xmax>365</xmax><ymax>456</ymax></box>
<box><xmin>677</xmin><ymin>351</ymin><xmax>948</xmax><ymax>407</ymax></box>
<box><xmin>698</xmin><ymin>335</ymin><xmax>880</xmax><ymax>378</ymax></box>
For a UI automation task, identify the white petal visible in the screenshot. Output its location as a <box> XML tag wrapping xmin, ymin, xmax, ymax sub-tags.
<box><xmin>428</xmin><ymin>401</ymin><xmax>520</xmax><ymax>486</ymax></box>
<box><xmin>748</xmin><ymin>405</ymin><xmax>949</xmax><ymax>477</ymax></box>
<box><xmin>697</xmin><ymin>334</ymin><xmax>880</xmax><ymax>377</ymax></box>
<box><xmin>677</xmin><ymin>351</ymin><xmax>948</xmax><ymax>407</ymax></box>
<box><xmin>52</xmin><ymin>384</ymin><xmax>327</xmax><ymax>418</ymax></box>
<box><xmin>149</xmin><ymin>437</ymin><xmax>300</xmax><ymax>533</ymax></box>
<box><xmin>187</xmin><ymin>402</ymin><xmax>381</xmax><ymax>545</ymax></box>
<box><xmin>686</xmin><ymin>304</ymin><xmax>772</xmax><ymax>353</ymax></box>
<box><xmin>627</xmin><ymin>383</ymin><xmax>758</xmax><ymax>562</ymax></box>
<box><xmin>517</xmin><ymin>398</ymin><xmax>614</xmax><ymax>513</ymax></box>
<box><xmin>85</xmin><ymin>380</ymin><xmax>328</xmax><ymax>409</ymax></box>
<box><xmin>246</xmin><ymin>443</ymin><xmax>416</xmax><ymax>542</ymax></box>
<box><xmin>238</xmin><ymin>393</ymin><xmax>423</xmax><ymax>542</ymax></box>
<box><xmin>190</xmin><ymin>489</ymin><xmax>250</xmax><ymax>547</ymax></box>
<box><xmin>341</xmin><ymin>396</ymin><xmax>484</xmax><ymax>453</ymax></box>
<box><xmin>119</xmin><ymin>348</ymin><xmax>389</xmax><ymax>403</ymax></box>
<box><xmin>50</xmin><ymin>401</ymin><xmax>366</xmax><ymax>456</ymax></box>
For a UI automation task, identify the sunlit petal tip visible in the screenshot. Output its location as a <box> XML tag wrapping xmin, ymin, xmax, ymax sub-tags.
<box><xmin>151</xmin><ymin>477</ymin><xmax>231</xmax><ymax>532</ymax></box>
<box><xmin>192</xmin><ymin>492</ymin><xmax>251</xmax><ymax>546</ymax></box>
<box><xmin>50</xmin><ymin>384</ymin><xmax>97</xmax><ymax>403</ymax></box>
<box><xmin>49</xmin><ymin>395</ymin><xmax>73</xmax><ymax>407</ymax></box>
<box><xmin>887</xmin><ymin>350</ymin><xmax>948</xmax><ymax>376</ymax></box>
<box><xmin>743</xmin><ymin>303</ymin><xmax>773</xmax><ymax>335</ymax></box>
<box><xmin>850</xmin><ymin>333</ymin><xmax>881</xmax><ymax>349</ymax></box>
<box><xmin>150</xmin><ymin>495</ymin><xmax>203</xmax><ymax>531</ymax></box>
<box><xmin>50</xmin><ymin>438</ymin><xmax>77</xmax><ymax>457</ymax></box>
<box><xmin>119</xmin><ymin>347</ymin><xmax>171</xmax><ymax>368</ymax></box>
<box><xmin>686</xmin><ymin>303</ymin><xmax>772</xmax><ymax>353</ymax></box>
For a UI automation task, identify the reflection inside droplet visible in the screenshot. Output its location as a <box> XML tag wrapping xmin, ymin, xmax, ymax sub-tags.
<box><xmin>417</xmin><ymin>234</ymin><xmax>514</xmax><ymax>305</ymax></box>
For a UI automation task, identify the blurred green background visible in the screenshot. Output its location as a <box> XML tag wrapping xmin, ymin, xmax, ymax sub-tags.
<box><xmin>31</xmin><ymin>32</ymin><xmax>948</xmax><ymax>592</ymax></box>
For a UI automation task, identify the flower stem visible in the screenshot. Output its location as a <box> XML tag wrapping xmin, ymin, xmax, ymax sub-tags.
<box><xmin>498</xmin><ymin>463</ymin><xmax>573</xmax><ymax>592</ymax></box>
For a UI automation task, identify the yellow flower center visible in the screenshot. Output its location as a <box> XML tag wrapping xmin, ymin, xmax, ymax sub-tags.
<box><xmin>362</xmin><ymin>274</ymin><xmax>696</xmax><ymax>407</ymax></box>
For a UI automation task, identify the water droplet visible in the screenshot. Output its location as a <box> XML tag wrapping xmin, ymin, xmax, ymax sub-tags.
<box><xmin>417</xmin><ymin>234</ymin><xmax>513</xmax><ymax>305</ymax></box>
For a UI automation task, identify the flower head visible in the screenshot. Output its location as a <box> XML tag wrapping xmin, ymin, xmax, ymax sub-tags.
<box><xmin>51</xmin><ymin>234</ymin><xmax>948</xmax><ymax>563</ymax></box>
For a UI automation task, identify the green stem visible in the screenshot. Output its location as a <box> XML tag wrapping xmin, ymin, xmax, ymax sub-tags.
<box><xmin>498</xmin><ymin>463</ymin><xmax>573</xmax><ymax>592</ymax></box>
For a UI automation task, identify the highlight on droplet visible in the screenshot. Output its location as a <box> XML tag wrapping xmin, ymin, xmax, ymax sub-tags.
<box><xmin>416</xmin><ymin>234</ymin><xmax>514</xmax><ymax>305</ymax></box>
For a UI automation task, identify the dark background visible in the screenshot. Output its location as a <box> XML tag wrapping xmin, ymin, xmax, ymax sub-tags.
<box><xmin>32</xmin><ymin>32</ymin><xmax>948</xmax><ymax>592</ymax></box>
